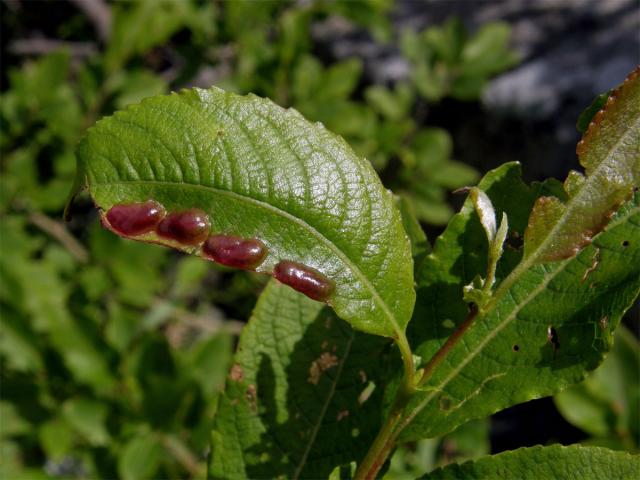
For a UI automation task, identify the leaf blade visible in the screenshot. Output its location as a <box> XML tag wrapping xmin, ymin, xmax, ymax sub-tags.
<box><xmin>401</xmin><ymin>165</ymin><xmax>640</xmax><ymax>441</ymax></box>
<box><xmin>421</xmin><ymin>445</ymin><xmax>639</xmax><ymax>479</ymax></box>
<box><xmin>73</xmin><ymin>87</ymin><xmax>415</xmax><ymax>337</ymax></box>
<box><xmin>524</xmin><ymin>67</ymin><xmax>640</xmax><ymax>263</ymax></box>
<box><xmin>209</xmin><ymin>281</ymin><xmax>391</xmax><ymax>479</ymax></box>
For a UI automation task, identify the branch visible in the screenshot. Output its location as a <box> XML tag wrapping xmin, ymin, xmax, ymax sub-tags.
<box><xmin>68</xmin><ymin>0</ymin><xmax>112</xmax><ymax>43</ymax></box>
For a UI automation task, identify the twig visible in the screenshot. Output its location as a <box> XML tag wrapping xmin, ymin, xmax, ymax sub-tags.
<box><xmin>28</xmin><ymin>211</ymin><xmax>89</xmax><ymax>263</ymax></box>
<box><xmin>68</xmin><ymin>0</ymin><xmax>112</xmax><ymax>44</ymax></box>
<box><xmin>160</xmin><ymin>434</ymin><xmax>205</xmax><ymax>479</ymax></box>
<box><xmin>418</xmin><ymin>305</ymin><xmax>479</xmax><ymax>386</ymax></box>
<box><xmin>9</xmin><ymin>38</ymin><xmax>97</xmax><ymax>57</ymax></box>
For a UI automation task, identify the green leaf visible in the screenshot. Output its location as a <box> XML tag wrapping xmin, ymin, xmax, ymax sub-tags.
<box><xmin>118</xmin><ymin>432</ymin><xmax>163</xmax><ymax>480</ymax></box>
<box><xmin>459</xmin><ymin>22</ymin><xmax>519</xmax><ymax>77</ymax></box>
<box><xmin>105</xmin><ymin>0</ymin><xmax>198</xmax><ymax>71</ymax></box>
<box><xmin>555</xmin><ymin>325</ymin><xmax>640</xmax><ymax>445</ymax></box>
<box><xmin>525</xmin><ymin>68</ymin><xmax>639</xmax><ymax>262</ymax></box>
<box><xmin>421</xmin><ymin>445</ymin><xmax>639</xmax><ymax>479</ymax></box>
<box><xmin>577</xmin><ymin>91</ymin><xmax>612</xmax><ymax>134</ymax></box>
<box><xmin>0</xmin><ymin>402</ymin><xmax>30</xmax><ymax>438</ymax></box>
<box><xmin>72</xmin><ymin>87</ymin><xmax>415</xmax><ymax>338</ymax></box>
<box><xmin>62</xmin><ymin>398</ymin><xmax>111</xmax><ymax>447</ymax></box>
<box><xmin>399</xmin><ymin>161</ymin><xmax>640</xmax><ymax>441</ymax></box>
<box><xmin>209</xmin><ymin>280</ymin><xmax>392</xmax><ymax>479</ymax></box>
<box><xmin>39</xmin><ymin>417</ymin><xmax>75</xmax><ymax>460</ymax></box>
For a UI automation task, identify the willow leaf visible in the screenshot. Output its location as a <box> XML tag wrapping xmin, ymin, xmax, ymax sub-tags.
<box><xmin>396</xmin><ymin>69</ymin><xmax>640</xmax><ymax>441</ymax></box>
<box><xmin>209</xmin><ymin>280</ymin><xmax>391</xmax><ymax>479</ymax></box>
<box><xmin>421</xmin><ymin>445</ymin><xmax>639</xmax><ymax>479</ymax></box>
<box><xmin>70</xmin><ymin>87</ymin><xmax>414</xmax><ymax>338</ymax></box>
<box><xmin>400</xmin><ymin>172</ymin><xmax>639</xmax><ymax>441</ymax></box>
<box><xmin>524</xmin><ymin>67</ymin><xmax>639</xmax><ymax>262</ymax></box>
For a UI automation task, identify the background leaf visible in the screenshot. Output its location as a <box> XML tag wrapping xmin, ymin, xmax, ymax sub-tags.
<box><xmin>420</xmin><ymin>445</ymin><xmax>639</xmax><ymax>479</ymax></box>
<box><xmin>73</xmin><ymin>87</ymin><xmax>415</xmax><ymax>338</ymax></box>
<box><xmin>209</xmin><ymin>280</ymin><xmax>392</xmax><ymax>479</ymax></box>
<box><xmin>555</xmin><ymin>325</ymin><xmax>639</xmax><ymax>450</ymax></box>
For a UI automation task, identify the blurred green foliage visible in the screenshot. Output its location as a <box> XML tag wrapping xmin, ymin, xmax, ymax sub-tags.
<box><xmin>0</xmin><ymin>0</ymin><xmax>523</xmax><ymax>477</ymax></box>
<box><xmin>554</xmin><ymin>326</ymin><xmax>639</xmax><ymax>452</ymax></box>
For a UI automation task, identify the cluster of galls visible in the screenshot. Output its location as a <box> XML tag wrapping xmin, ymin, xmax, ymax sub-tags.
<box><xmin>104</xmin><ymin>200</ymin><xmax>334</xmax><ymax>302</ymax></box>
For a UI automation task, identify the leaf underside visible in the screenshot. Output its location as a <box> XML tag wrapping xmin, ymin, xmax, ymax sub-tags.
<box><xmin>71</xmin><ymin>87</ymin><xmax>415</xmax><ymax>338</ymax></box>
<box><xmin>421</xmin><ymin>445</ymin><xmax>640</xmax><ymax>479</ymax></box>
<box><xmin>209</xmin><ymin>281</ymin><xmax>391</xmax><ymax>480</ymax></box>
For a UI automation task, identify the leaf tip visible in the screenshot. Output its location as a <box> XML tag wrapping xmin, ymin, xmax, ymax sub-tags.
<box><xmin>576</xmin><ymin>65</ymin><xmax>640</xmax><ymax>159</ymax></box>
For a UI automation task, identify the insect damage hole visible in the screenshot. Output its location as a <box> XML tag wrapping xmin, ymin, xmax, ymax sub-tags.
<box><xmin>622</xmin><ymin>240</ymin><xmax>630</xmax><ymax>247</ymax></box>
<box><xmin>512</xmin><ymin>344</ymin><xmax>520</xmax><ymax>352</ymax></box>
<box><xmin>547</xmin><ymin>326</ymin><xmax>560</xmax><ymax>358</ymax></box>
<box><xmin>439</xmin><ymin>395</ymin><xmax>452</xmax><ymax>411</ymax></box>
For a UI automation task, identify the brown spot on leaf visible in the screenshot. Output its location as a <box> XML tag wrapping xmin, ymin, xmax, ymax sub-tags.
<box><xmin>229</xmin><ymin>364</ymin><xmax>244</xmax><ymax>382</ymax></box>
<box><xmin>307</xmin><ymin>352</ymin><xmax>339</xmax><ymax>385</ymax></box>
<box><xmin>582</xmin><ymin>248</ymin><xmax>600</xmax><ymax>282</ymax></box>
<box><xmin>600</xmin><ymin>316</ymin><xmax>609</xmax><ymax>330</ymax></box>
<box><xmin>245</xmin><ymin>384</ymin><xmax>257</xmax><ymax>411</ymax></box>
<box><xmin>359</xmin><ymin>370</ymin><xmax>367</xmax><ymax>383</ymax></box>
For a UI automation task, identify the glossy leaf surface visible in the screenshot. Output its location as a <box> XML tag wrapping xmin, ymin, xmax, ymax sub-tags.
<box><xmin>209</xmin><ymin>281</ymin><xmax>391</xmax><ymax>479</ymax></box>
<box><xmin>72</xmin><ymin>87</ymin><xmax>415</xmax><ymax>337</ymax></box>
<box><xmin>421</xmin><ymin>445</ymin><xmax>639</xmax><ymax>479</ymax></box>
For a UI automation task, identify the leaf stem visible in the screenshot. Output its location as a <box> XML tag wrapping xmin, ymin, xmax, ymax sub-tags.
<box><xmin>354</xmin><ymin>387</ymin><xmax>406</xmax><ymax>480</ymax></box>
<box><xmin>354</xmin><ymin>330</ymin><xmax>415</xmax><ymax>480</ymax></box>
<box><xmin>356</xmin><ymin>308</ymin><xmax>481</xmax><ymax>478</ymax></box>
<box><xmin>396</xmin><ymin>331</ymin><xmax>416</xmax><ymax>395</ymax></box>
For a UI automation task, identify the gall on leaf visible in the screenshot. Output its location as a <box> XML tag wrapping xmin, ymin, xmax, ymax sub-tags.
<box><xmin>156</xmin><ymin>209</ymin><xmax>211</xmax><ymax>246</ymax></box>
<box><xmin>105</xmin><ymin>200</ymin><xmax>166</xmax><ymax>236</ymax></box>
<box><xmin>273</xmin><ymin>260</ymin><xmax>335</xmax><ymax>302</ymax></box>
<box><xmin>202</xmin><ymin>235</ymin><xmax>267</xmax><ymax>270</ymax></box>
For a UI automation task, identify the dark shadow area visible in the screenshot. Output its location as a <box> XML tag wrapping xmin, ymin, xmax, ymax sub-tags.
<box><xmin>490</xmin><ymin>396</ymin><xmax>588</xmax><ymax>453</ymax></box>
<box><xmin>243</xmin><ymin>308</ymin><xmax>393</xmax><ymax>479</ymax></box>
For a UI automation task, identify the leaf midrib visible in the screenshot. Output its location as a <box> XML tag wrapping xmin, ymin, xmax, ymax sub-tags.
<box><xmin>400</xmin><ymin>200</ymin><xmax>640</xmax><ymax>435</ymax></box>
<box><xmin>93</xmin><ymin>179</ymin><xmax>403</xmax><ymax>338</ymax></box>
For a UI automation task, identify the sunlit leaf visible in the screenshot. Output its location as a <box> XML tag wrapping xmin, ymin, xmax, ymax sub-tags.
<box><xmin>71</xmin><ymin>87</ymin><xmax>415</xmax><ymax>338</ymax></box>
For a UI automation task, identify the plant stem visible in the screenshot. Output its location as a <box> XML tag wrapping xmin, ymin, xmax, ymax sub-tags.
<box><xmin>354</xmin><ymin>390</ymin><xmax>406</xmax><ymax>480</ymax></box>
<box><xmin>356</xmin><ymin>307</ymin><xmax>480</xmax><ymax>478</ymax></box>
<box><xmin>418</xmin><ymin>305</ymin><xmax>478</xmax><ymax>387</ymax></box>
<box><xmin>354</xmin><ymin>330</ymin><xmax>415</xmax><ymax>480</ymax></box>
<box><xmin>396</xmin><ymin>331</ymin><xmax>416</xmax><ymax>395</ymax></box>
